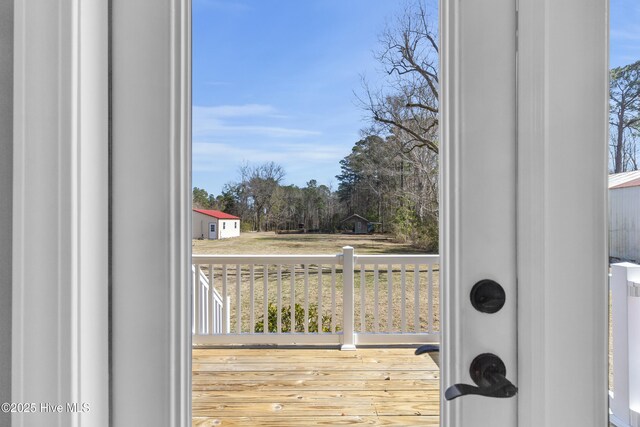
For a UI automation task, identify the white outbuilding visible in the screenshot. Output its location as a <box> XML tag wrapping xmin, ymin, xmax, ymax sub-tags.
<box><xmin>609</xmin><ymin>171</ymin><xmax>640</xmax><ymax>263</ymax></box>
<box><xmin>193</xmin><ymin>209</ymin><xmax>240</xmax><ymax>240</ymax></box>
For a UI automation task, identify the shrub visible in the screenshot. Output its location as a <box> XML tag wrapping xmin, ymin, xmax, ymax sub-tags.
<box><xmin>254</xmin><ymin>303</ymin><xmax>335</xmax><ymax>333</ymax></box>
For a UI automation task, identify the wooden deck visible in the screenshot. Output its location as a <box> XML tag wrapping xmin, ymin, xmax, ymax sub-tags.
<box><xmin>192</xmin><ymin>347</ymin><xmax>440</xmax><ymax>426</ymax></box>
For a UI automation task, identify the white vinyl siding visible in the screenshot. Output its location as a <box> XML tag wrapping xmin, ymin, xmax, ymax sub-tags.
<box><xmin>610</xmin><ymin>186</ymin><xmax>640</xmax><ymax>263</ymax></box>
<box><xmin>218</xmin><ymin>219</ymin><xmax>240</xmax><ymax>239</ymax></box>
<box><xmin>192</xmin><ymin>211</ymin><xmax>218</xmax><ymax>239</ymax></box>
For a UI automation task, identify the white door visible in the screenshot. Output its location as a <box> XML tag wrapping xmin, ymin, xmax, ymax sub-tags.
<box><xmin>441</xmin><ymin>1</ymin><xmax>608</xmax><ymax>427</ymax></box>
<box><xmin>208</xmin><ymin>222</ymin><xmax>216</xmax><ymax>239</ymax></box>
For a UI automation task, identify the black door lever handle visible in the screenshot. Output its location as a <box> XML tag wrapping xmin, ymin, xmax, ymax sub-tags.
<box><xmin>445</xmin><ymin>353</ymin><xmax>518</xmax><ymax>401</ymax></box>
<box><xmin>445</xmin><ymin>372</ymin><xmax>518</xmax><ymax>400</ymax></box>
<box><xmin>415</xmin><ymin>344</ymin><xmax>439</xmax><ymax>355</ymax></box>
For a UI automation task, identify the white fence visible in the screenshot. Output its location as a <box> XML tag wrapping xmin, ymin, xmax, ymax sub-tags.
<box><xmin>610</xmin><ymin>263</ymin><xmax>640</xmax><ymax>427</ymax></box>
<box><xmin>192</xmin><ymin>246</ymin><xmax>440</xmax><ymax>349</ymax></box>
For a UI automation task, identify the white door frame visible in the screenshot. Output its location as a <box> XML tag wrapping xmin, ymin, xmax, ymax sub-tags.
<box><xmin>442</xmin><ymin>0</ymin><xmax>608</xmax><ymax>425</ymax></box>
<box><xmin>12</xmin><ymin>1</ymin><xmax>109</xmax><ymax>426</ymax></box>
<box><xmin>110</xmin><ymin>0</ymin><xmax>191</xmax><ymax>425</ymax></box>
<box><xmin>11</xmin><ymin>0</ymin><xmax>191</xmax><ymax>426</ymax></box>
<box><xmin>440</xmin><ymin>0</ymin><xmax>518</xmax><ymax>425</ymax></box>
<box><xmin>8</xmin><ymin>0</ymin><xmax>607</xmax><ymax>426</ymax></box>
<box><xmin>515</xmin><ymin>1</ymin><xmax>609</xmax><ymax>425</ymax></box>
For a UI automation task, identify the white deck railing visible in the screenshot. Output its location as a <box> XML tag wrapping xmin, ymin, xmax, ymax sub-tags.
<box><xmin>610</xmin><ymin>263</ymin><xmax>640</xmax><ymax>427</ymax></box>
<box><xmin>192</xmin><ymin>264</ymin><xmax>230</xmax><ymax>335</ymax></box>
<box><xmin>192</xmin><ymin>246</ymin><xmax>440</xmax><ymax>349</ymax></box>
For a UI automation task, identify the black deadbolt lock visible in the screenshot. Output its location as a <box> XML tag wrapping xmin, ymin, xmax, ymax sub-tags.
<box><xmin>470</xmin><ymin>279</ymin><xmax>505</xmax><ymax>313</ymax></box>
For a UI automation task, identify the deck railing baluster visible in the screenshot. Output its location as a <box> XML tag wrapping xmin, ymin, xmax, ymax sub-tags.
<box><xmin>401</xmin><ymin>264</ymin><xmax>406</xmax><ymax>333</ymax></box>
<box><xmin>387</xmin><ymin>264</ymin><xmax>393</xmax><ymax>332</ymax></box>
<box><xmin>374</xmin><ymin>265</ymin><xmax>379</xmax><ymax>333</ymax></box>
<box><xmin>290</xmin><ymin>264</ymin><xmax>296</xmax><ymax>333</ymax></box>
<box><xmin>222</xmin><ymin>264</ymin><xmax>228</xmax><ymax>334</ymax></box>
<box><xmin>277</xmin><ymin>265</ymin><xmax>282</xmax><ymax>334</ymax></box>
<box><xmin>263</xmin><ymin>264</ymin><xmax>269</xmax><ymax>334</ymax></box>
<box><xmin>249</xmin><ymin>264</ymin><xmax>255</xmax><ymax>333</ymax></box>
<box><xmin>428</xmin><ymin>263</ymin><xmax>434</xmax><ymax>334</ymax></box>
<box><xmin>318</xmin><ymin>265</ymin><xmax>323</xmax><ymax>334</ymax></box>
<box><xmin>198</xmin><ymin>264</ymin><xmax>204</xmax><ymax>335</ymax></box>
<box><xmin>414</xmin><ymin>264</ymin><xmax>420</xmax><ymax>333</ymax></box>
<box><xmin>331</xmin><ymin>265</ymin><xmax>336</xmax><ymax>333</ymax></box>
<box><xmin>360</xmin><ymin>265</ymin><xmax>366</xmax><ymax>332</ymax></box>
<box><xmin>304</xmin><ymin>264</ymin><xmax>309</xmax><ymax>334</ymax></box>
<box><xmin>236</xmin><ymin>264</ymin><xmax>241</xmax><ymax>334</ymax></box>
<box><xmin>208</xmin><ymin>264</ymin><xmax>214</xmax><ymax>334</ymax></box>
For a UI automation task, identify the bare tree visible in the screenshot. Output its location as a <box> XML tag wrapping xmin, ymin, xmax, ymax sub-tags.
<box><xmin>239</xmin><ymin>162</ymin><xmax>285</xmax><ymax>231</ymax></box>
<box><xmin>610</xmin><ymin>60</ymin><xmax>640</xmax><ymax>173</ymax></box>
<box><xmin>359</xmin><ymin>0</ymin><xmax>439</xmax><ymax>154</ymax></box>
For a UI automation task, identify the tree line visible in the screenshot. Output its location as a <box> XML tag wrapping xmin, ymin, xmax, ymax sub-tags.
<box><xmin>610</xmin><ymin>60</ymin><xmax>640</xmax><ymax>173</ymax></box>
<box><xmin>193</xmin><ymin>133</ymin><xmax>438</xmax><ymax>249</ymax></box>
<box><xmin>194</xmin><ymin>161</ymin><xmax>341</xmax><ymax>234</ymax></box>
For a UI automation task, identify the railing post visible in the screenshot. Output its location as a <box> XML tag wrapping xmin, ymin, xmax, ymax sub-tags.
<box><xmin>341</xmin><ymin>246</ymin><xmax>356</xmax><ymax>350</ymax></box>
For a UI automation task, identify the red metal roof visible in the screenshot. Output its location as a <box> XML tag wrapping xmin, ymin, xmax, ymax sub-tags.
<box><xmin>193</xmin><ymin>209</ymin><xmax>240</xmax><ymax>220</ymax></box>
<box><xmin>609</xmin><ymin>171</ymin><xmax>640</xmax><ymax>189</ymax></box>
<box><xmin>610</xmin><ymin>176</ymin><xmax>640</xmax><ymax>189</ymax></box>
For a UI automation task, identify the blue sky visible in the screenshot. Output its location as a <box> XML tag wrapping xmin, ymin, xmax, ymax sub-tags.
<box><xmin>193</xmin><ymin>0</ymin><xmax>640</xmax><ymax>195</ymax></box>
<box><xmin>611</xmin><ymin>0</ymin><xmax>640</xmax><ymax>67</ymax></box>
<box><xmin>192</xmin><ymin>0</ymin><xmax>416</xmax><ymax>194</ymax></box>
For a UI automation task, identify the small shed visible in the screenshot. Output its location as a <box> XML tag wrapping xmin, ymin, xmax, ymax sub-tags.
<box><xmin>193</xmin><ymin>209</ymin><xmax>240</xmax><ymax>240</ymax></box>
<box><xmin>609</xmin><ymin>171</ymin><xmax>640</xmax><ymax>262</ymax></box>
<box><xmin>341</xmin><ymin>214</ymin><xmax>373</xmax><ymax>235</ymax></box>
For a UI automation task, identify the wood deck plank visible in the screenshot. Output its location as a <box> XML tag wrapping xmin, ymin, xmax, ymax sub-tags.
<box><xmin>193</xmin><ymin>390</ymin><xmax>440</xmax><ymax>403</ymax></box>
<box><xmin>192</xmin><ymin>347</ymin><xmax>440</xmax><ymax>426</ymax></box>
<box><xmin>193</xmin><ymin>370</ymin><xmax>438</xmax><ymax>381</ymax></box>
<box><xmin>193</xmin><ymin>415</ymin><xmax>440</xmax><ymax>426</ymax></box>
<box><xmin>192</xmin><ymin>379</ymin><xmax>439</xmax><ymax>392</ymax></box>
<box><xmin>192</xmin><ymin>361</ymin><xmax>439</xmax><ymax>370</ymax></box>
<box><xmin>192</xmin><ymin>401</ymin><xmax>378</xmax><ymax>417</ymax></box>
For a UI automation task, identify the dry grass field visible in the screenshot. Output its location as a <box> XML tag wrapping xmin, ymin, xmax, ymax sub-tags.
<box><xmin>193</xmin><ymin>232</ymin><xmax>429</xmax><ymax>256</ymax></box>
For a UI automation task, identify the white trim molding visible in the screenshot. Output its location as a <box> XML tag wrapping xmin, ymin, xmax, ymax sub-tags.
<box><xmin>110</xmin><ymin>0</ymin><xmax>191</xmax><ymax>425</ymax></box>
<box><xmin>516</xmin><ymin>0</ymin><xmax>609</xmax><ymax>426</ymax></box>
<box><xmin>12</xmin><ymin>1</ymin><xmax>109</xmax><ymax>426</ymax></box>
